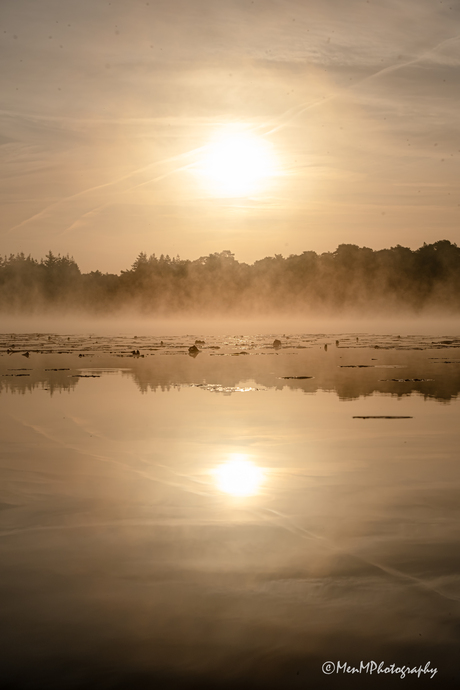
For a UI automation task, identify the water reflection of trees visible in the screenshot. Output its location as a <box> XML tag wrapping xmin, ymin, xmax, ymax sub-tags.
<box><xmin>127</xmin><ymin>365</ymin><xmax>460</xmax><ymax>402</ymax></box>
<box><xmin>0</xmin><ymin>374</ymin><xmax>78</xmax><ymax>395</ymax></box>
<box><xmin>1</xmin><ymin>333</ymin><xmax>460</xmax><ymax>401</ymax></box>
<box><xmin>0</xmin><ymin>363</ymin><xmax>459</xmax><ymax>401</ymax></box>
<box><xmin>2</xmin><ymin>241</ymin><xmax>460</xmax><ymax>314</ymax></box>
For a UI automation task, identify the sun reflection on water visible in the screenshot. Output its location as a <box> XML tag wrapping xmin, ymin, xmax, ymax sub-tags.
<box><xmin>212</xmin><ymin>455</ymin><xmax>265</xmax><ymax>497</ymax></box>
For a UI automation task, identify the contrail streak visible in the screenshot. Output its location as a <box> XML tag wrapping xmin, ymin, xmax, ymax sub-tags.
<box><xmin>6</xmin><ymin>414</ymin><xmax>213</xmax><ymax>499</ymax></box>
<box><xmin>260</xmin><ymin>507</ymin><xmax>460</xmax><ymax>605</ymax></box>
<box><xmin>259</xmin><ymin>32</ymin><xmax>460</xmax><ymax>137</ymax></box>
<box><xmin>58</xmin><ymin>161</ymin><xmax>199</xmax><ymax>236</ymax></box>
<box><xmin>5</xmin><ymin>32</ymin><xmax>459</xmax><ymax>235</ymax></box>
<box><xmin>5</xmin><ymin>146</ymin><xmax>207</xmax><ymax>235</ymax></box>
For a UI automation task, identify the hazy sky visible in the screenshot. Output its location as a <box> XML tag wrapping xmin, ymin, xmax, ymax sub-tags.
<box><xmin>1</xmin><ymin>0</ymin><xmax>460</xmax><ymax>272</ymax></box>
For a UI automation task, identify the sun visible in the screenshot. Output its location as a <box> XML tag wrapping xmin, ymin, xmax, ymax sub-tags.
<box><xmin>197</xmin><ymin>132</ymin><xmax>277</xmax><ymax>197</ymax></box>
<box><xmin>212</xmin><ymin>455</ymin><xmax>265</xmax><ymax>497</ymax></box>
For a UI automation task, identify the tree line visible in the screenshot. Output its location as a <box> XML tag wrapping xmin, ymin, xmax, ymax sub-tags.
<box><xmin>1</xmin><ymin>241</ymin><xmax>460</xmax><ymax>315</ymax></box>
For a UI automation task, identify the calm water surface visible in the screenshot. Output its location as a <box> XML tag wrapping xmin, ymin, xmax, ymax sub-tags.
<box><xmin>1</xmin><ymin>333</ymin><xmax>459</xmax><ymax>688</ymax></box>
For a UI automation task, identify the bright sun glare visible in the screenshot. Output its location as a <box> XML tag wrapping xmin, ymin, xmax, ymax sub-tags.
<box><xmin>198</xmin><ymin>132</ymin><xmax>277</xmax><ymax>197</ymax></box>
<box><xmin>213</xmin><ymin>456</ymin><xmax>265</xmax><ymax>497</ymax></box>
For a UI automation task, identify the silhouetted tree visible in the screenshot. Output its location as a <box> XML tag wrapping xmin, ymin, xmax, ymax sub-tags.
<box><xmin>1</xmin><ymin>241</ymin><xmax>460</xmax><ymax>314</ymax></box>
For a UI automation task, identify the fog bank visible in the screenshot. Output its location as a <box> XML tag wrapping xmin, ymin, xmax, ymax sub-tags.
<box><xmin>1</xmin><ymin>315</ymin><xmax>459</xmax><ymax>337</ymax></box>
<box><xmin>2</xmin><ymin>242</ymin><xmax>460</xmax><ymax>320</ymax></box>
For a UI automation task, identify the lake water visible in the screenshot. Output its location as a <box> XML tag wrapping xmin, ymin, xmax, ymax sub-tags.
<box><xmin>1</xmin><ymin>332</ymin><xmax>459</xmax><ymax>688</ymax></box>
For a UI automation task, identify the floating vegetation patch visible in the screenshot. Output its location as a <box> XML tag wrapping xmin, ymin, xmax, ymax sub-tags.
<box><xmin>190</xmin><ymin>383</ymin><xmax>266</xmax><ymax>394</ymax></box>
<box><xmin>379</xmin><ymin>378</ymin><xmax>433</xmax><ymax>382</ymax></box>
<box><xmin>353</xmin><ymin>415</ymin><xmax>413</xmax><ymax>419</ymax></box>
<box><xmin>340</xmin><ymin>365</ymin><xmax>374</xmax><ymax>368</ymax></box>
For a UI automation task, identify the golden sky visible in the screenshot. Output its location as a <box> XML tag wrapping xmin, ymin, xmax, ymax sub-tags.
<box><xmin>1</xmin><ymin>0</ymin><xmax>460</xmax><ymax>272</ymax></box>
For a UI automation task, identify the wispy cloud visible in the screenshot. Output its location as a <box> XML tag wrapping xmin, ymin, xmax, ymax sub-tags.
<box><xmin>1</xmin><ymin>0</ymin><xmax>460</xmax><ymax>267</ymax></box>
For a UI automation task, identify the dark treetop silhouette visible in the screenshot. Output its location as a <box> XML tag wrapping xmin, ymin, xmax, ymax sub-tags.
<box><xmin>1</xmin><ymin>241</ymin><xmax>459</xmax><ymax>315</ymax></box>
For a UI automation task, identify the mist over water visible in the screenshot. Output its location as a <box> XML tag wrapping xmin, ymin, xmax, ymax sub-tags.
<box><xmin>2</xmin><ymin>243</ymin><xmax>460</xmax><ymax>323</ymax></box>
<box><xmin>2</xmin><ymin>315</ymin><xmax>460</xmax><ymax>337</ymax></box>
